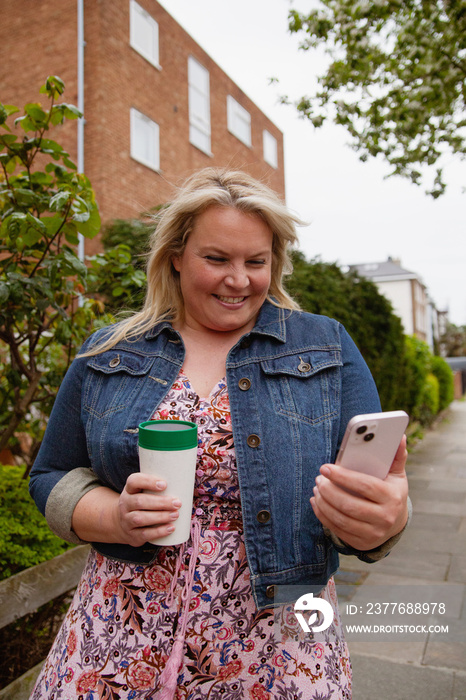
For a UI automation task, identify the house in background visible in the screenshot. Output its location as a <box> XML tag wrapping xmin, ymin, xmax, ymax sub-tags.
<box><xmin>0</xmin><ymin>0</ymin><xmax>284</xmax><ymax>255</ymax></box>
<box><xmin>349</xmin><ymin>257</ymin><xmax>445</xmax><ymax>351</ymax></box>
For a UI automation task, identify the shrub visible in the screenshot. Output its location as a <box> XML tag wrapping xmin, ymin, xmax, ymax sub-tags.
<box><xmin>416</xmin><ymin>372</ymin><xmax>440</xmax><ymax>425</ymax></box>
<box><xmin>431</xmin><ymin>355</ymin><xmax>455</xmax><ymax>412</ymax></box>
<box><xmin>0</xmin><ymin>464</ymin><xmax>72</xmax><ymax>580</ymax></box>
<box><xmin>403</xmin><ymin>336</ymin><xmax>431</xmax><ymax>418</ymax></box>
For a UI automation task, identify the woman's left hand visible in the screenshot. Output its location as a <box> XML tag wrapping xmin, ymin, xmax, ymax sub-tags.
<box><xmin>310</xmin><ymin>436</ymin><xmax>409</xmax><ymax>551</ymax></box>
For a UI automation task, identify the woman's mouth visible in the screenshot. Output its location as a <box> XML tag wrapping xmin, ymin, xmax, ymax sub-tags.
<box><xmin>215</xmin><ymin>295</ymin><xmax>246</xmax><ymax>304</ymax></box>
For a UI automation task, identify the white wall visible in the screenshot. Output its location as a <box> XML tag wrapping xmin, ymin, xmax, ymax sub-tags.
<box><xmin>375</xmin><ymin>279</ymin><xmax>414</xmax><ymax>335</ymax></box>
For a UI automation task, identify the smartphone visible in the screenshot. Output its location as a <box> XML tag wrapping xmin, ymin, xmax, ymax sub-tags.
<box><xmin>335</xmin><ymin>411</ymin><xmax>409</xmax><ymax>480</ymax></box>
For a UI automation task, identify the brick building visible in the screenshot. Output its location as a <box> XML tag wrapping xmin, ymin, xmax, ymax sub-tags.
<box><xmin>0</xmin><ymin>0</ymin><xmax>285</xmax><ymax>255</ymax></box>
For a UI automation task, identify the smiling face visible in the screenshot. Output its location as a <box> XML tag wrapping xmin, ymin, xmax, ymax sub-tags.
<box><xmin>172</xmin><ymin>205</ymin><xmax>273</xmax><ymax>335</ymax></box>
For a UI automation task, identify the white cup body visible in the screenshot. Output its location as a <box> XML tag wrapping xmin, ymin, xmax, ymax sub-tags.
<box><xmin>138</xmin><ymin>444</ymin><xmax>197</xmax><ymax>546</ymax></box>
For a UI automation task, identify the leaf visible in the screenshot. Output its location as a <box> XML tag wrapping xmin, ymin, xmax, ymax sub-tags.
<box><xmin>49</xmin><ymin>190</ymin><xmax>71</xmax><ymax>211</ymax></box>
<box><xmin>75</xmin><ymin>203</ymin><xmax>101</xmax><ymax>239</ymax></box>
<box><xmin>39</xmin><ymin>138</ymin><xmax>67</xmax><ymax>158</ymax></box>
<box><xmin>61</xmin><ymin>103</ymin><xmax>82</xmax><ymax>119</ymax></box>
<box><xmin>0</xmin><ymin>281</ymin><xmax>9</xmax><ymax>304</ymax></box>
<box><xmin>14</xmin><ymin>115</ymin><xmax>38</xmax><ymax>133</ymax></box>
<box><xmin>42</xmin><ymin>214</ymin><xmax>65</xmax><ymax>238</ymax></box>
<box><xmin>39</xmin><ymin>75</ymin><xmax>65</xmax><ymax>98</ymax></box>
<box><xmin>22</xmin><ymin>228</ymin><xmax>44</xmax><ymax>247</ymax></box>
<box><xmin>64</xmin><ymin>227</ymin><xmax>79</xmax><ymax>245</ymax></box>
<box><xmin>62</xmin><ymin>248</ymin><xmax>87</xmax><ymax>277</ymax></box>
<box><xmin>0</xmin><ymin>133</ymin><xmax>18</xmax><ymax>146</ymax></box>
<box><xmin>62</xmin><ymin>156</ymin><xmax>77</xmax><ymax>170</ymax></box>
<box><xmin>24</xmin><ymin>103</ymin><xmax>47</xmax><ymax>124</ymax></box>
<box><xmin>0</xmin><ymin>104</ymin><xmax>20</xmax><ymax>123</ymax></box>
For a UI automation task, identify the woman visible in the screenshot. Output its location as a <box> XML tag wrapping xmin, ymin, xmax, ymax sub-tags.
<box><xmin>29</xmin><ymin>168</ymin><xmax>409</xmax><ymax>699</ymax></box>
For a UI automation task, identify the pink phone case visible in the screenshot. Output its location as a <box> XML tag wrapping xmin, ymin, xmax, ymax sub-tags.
<box><xmin>335</xmin><ymin>411</ymin><xmax>409</xmax><ymax>479</ymax></box>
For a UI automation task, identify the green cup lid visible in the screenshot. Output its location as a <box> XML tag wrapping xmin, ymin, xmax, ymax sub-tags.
<box><xmin>138</xmin><ymin>419</ymin><xmax>198</xmax><ymax>451</ymax></box>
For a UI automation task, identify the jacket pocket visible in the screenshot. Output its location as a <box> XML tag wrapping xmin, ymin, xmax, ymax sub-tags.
<box><xmin>84</xmin><ymin>351</ymin><xmax>155</xmax><ymax>419</ymax></box>
<box><xmin>260</xmin><ymin>349</ymin><xmax>342</xmax><ymax>425</ymax></box>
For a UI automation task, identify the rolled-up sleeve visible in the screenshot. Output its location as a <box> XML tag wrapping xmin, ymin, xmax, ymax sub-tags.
<box><xmin>29</xmin><ymin>336</ymin><xmax>103</xmax><ymax>542</ymax></box>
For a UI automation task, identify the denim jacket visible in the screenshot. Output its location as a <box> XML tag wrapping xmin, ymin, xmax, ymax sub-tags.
<box><xmin>30</xmin><ymin>301</ymin><xmax>399</xmax><ymax>610</ymax></box>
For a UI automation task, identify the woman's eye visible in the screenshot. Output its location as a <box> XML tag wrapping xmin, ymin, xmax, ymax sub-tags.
<box><xmin>248</xmin><ymin>259</ymin><xmax>266</xmax><ymax>266</ymax></box>
<box><xmin>205</xmin><ymin>256</ymin><xmax>226</xmax><ymax>263</ymax></box>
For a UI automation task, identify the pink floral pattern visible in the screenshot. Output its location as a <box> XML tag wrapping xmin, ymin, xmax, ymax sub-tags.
<box><xmin>30</xmin><ymin>371</ymin><xmax>351</xmax><ymax>699</ymax></box>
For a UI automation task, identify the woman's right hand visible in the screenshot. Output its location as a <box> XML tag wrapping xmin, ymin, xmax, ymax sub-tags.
<box><xmin>116</xmin><ymin>472</ymin><xmax>182</xmax><ymax>547</ymax></box>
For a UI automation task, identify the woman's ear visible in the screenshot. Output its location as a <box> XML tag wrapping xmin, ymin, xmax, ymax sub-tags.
<box><xmin>171</xmin><ymin>255</ymin><xmax>181</xmax><ymax>272</ymax></box>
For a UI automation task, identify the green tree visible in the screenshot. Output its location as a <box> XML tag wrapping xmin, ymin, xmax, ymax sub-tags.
<box><xmin>441</xmin><ymin>322</ymin><xmax>466</xmax><ymax>356</ymax></box>
<box><xmin>0</xmin><ymin>77</ymin><xmax>104</xmax><ymax>470</ymax></box>
<box><xmin>287</xmin><ymin>1</ymin><xmax>466</xmax><ymax>196</ymax></box>
<box><xmin>101</xmin><ymin>216</ymin><xmax>153</xmax><ymax>257</ymax></box>
<box><xmin>90</xmin><ymin>217</ymin><xmax>153</xmax><ymax>312</ymax></box>
<box><xmin>0</xmin><ymin>78</ymin><xmax>151</xmax><ymax>470</ymax></box>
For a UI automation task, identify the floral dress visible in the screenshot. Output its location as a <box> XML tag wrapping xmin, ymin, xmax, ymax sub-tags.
<box><xmin>30</xmin><ymin>371</ymin><xmax>352</xmax><ymax>700</ymax></box>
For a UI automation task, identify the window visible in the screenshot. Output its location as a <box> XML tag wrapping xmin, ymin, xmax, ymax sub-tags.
<box><xmin>188</xmin><ymin>57</ymin><xmax>211</xmax><ymax>154</ymax></box>
<box><xmin>227</xmin><ymin>96</ymin><xmax>251</xmax><ymax>147</ymax></box>
<box><xmin>130</xmin><ymin>108</ymin><xmax>160</xmax><ymax>171</ymax></box>
<box><xmin>263</xmin><ymin>130</ymin><xmax>278</xmax><ymax>168</ymax></box>
<box><xmin>130</xmin><ymin>0</ymin><xmax>160</xmax><ymax>69</ymax></box>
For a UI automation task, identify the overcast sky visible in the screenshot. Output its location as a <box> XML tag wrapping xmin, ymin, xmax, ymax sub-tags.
<box><xmin>157</xmin><ymin>0</ymin><xmax>465</xmax><ymax>326</ymax></box>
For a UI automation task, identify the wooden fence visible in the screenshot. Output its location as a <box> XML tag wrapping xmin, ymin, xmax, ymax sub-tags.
<box><xmin>0</xmin><ymin>545</ymin><xmax>89</xmax><ymax>700</ymax></box>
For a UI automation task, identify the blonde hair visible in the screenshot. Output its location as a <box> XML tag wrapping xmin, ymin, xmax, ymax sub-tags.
<box><xmin>84</xmin><ymin>168</ymin><xmax>302</xmax><ymax>355</ymax></box>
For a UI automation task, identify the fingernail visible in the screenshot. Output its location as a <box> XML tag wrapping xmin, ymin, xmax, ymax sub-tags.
<box><xmin>166</xmin><ymin>525</ymin><xmax>175</xmax><ymax>533</ymax></box>
<box><xmin>320</xmin><ymin>465</ymin><xmax>331</xmax><ymax>478</ymax></box>
<box><xmin>156</xmin><ymin>481</ymin><xmax>166</xmax><ymax>489</ymax></box>
<box><xmin>172</xmin><ymin>498</ymin><xmax>182</xmax><ymax>508</ymax></box>
<box><xmin>170</xmin><ymin>511</ymin><xmax>179</xmax><ymax>520</ymax></box>
<box><xmin>315</xmin><ymin>475</ymin><xmax>322</xmax><ymax>486</ymax></box>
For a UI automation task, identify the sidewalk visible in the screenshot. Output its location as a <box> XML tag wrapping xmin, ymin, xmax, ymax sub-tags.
<box><xmin>336</xmin><ymin>400</ymin><xmax>466</xmax><ymax>699</ymax></box>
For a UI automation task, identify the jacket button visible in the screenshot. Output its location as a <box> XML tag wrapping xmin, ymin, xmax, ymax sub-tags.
<box><xmin>298</xmin><ymin>357</ymin><xmax>311</xmax><ymax>373</ymax></box>
<box><xmin>240</xmin><ymin>338</ymin><xmax>251</xmax><ymax>349</ymax></box>
<box><xmin>238</xmin><ymin>377</ymin><xmax>251</xmax><ymax>391</ymax></box>
<box><xmin>109</xmin><ymin>356</ymin><xmax>120</xmax><ymax>368</ymax></box>
<box><xmin>265</xmin><ymin>585</ymin><xmax>276</xmax><ymax>599</ymax></box>
<box><xmin>257</xmin><ymin>510</ymin><xmax>271</xmax><ymax>524</ymax></box>
<box><xmin>247</xmin><ymin>434</ymin><xmax>261</xmax><ymax>448</ymax></box>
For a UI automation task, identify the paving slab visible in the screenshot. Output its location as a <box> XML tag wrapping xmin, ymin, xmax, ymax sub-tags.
<box><xmin>350</xmin><ymin>654</ymin><xmax>465</xmax><ymax>700</ymax></box>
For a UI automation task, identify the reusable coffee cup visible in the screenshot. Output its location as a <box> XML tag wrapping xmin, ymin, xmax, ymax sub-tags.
<box><xmin>138</xmin><ymin>419</ymin><xmax>198</xmax><ymax>546</ymax></box>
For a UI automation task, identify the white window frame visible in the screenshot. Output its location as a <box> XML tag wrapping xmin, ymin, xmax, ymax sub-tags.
<box><xmin>188</xmin><ymin>56</ymin><xmax>212</xmax><ymax>155</ymax></box>
<box><xmin>263</xmin><ymin>129</ymin><xmax>278</xmax><ymax>168</ymax></box>
<box><xmin>130</xmin><ymin>108</ymin><xmax>160</xmax><ymax>171</ymax></box>
<box><xmin>129</xmin><ymin>0</ymin><xmax>160</xmax><ymax>69</ymax></box>
<box><xmin>227</xmin><ymin>95</ymin><xmax>251</xmax><ymax>147</ymax></box>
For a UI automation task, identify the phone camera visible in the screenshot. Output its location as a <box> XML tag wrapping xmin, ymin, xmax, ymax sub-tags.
<box><xmin>364</xmin><ymin>433</ymin><xmax>375</xmax><ymax>442</ymax></box>
<box><xmin>356</xmin><ymin>425</ymin><xmax>367</xmax><ymax>435</ymax></box>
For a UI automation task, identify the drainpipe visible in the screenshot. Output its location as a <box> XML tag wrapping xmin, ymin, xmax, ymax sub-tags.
<box><xmin>77</xmin><ymin>0</ymin><xmax>85</xmax><ymax>263</ymax></box>
<box><xmin>77</xmin><ymin>0</ymin><xmax>85</xmax><ymax>305</ymax></box>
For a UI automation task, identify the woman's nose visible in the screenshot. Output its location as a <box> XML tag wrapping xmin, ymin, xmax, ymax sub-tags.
<box><xmin>225</xmin><ymin>267</ymin><xmax>248</xmax><ymax>288</ymax></box>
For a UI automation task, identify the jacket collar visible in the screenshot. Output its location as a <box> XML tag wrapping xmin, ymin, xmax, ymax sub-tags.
<box><xmin>144</xmin><ymin>299</ymin><xmax>288</xmax><ymax>343</ymax></box>
<box><xmin>250</xmin><ymin>299</ymin><xmax>287</xmax><ymax>343</ymax></box>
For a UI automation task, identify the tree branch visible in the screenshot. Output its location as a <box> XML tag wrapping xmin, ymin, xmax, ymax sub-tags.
<box><xmin>0</xmin><ymin>369</ymin><xmax>42</xmax><ymax>453</ymax></box>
